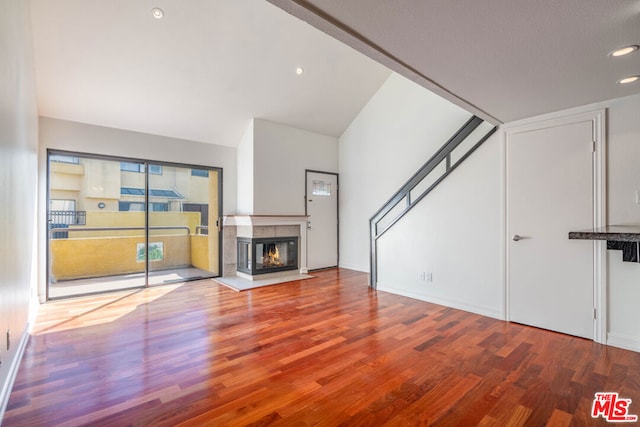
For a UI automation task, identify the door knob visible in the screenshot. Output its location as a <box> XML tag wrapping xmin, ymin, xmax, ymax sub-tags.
<box><xmin>512</xmin><ymin>235</ymin><xmax>522</xmax><ymax>241</ymax></box>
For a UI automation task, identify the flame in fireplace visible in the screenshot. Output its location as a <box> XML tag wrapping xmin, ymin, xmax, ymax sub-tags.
<box><xmin>264</xmin><ymin>244</ymin><xmax>283</xmax><ymax>267</ymax></box>
<box><xmin>270</xmin><ymin>245</ymin><xmax>280</xmax><ymax>262</ymax></box>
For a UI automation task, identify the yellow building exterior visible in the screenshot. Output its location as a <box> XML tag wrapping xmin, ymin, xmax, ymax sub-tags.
<box><xmin>48</xmin><ymin>155</ymin><xmax>219</xmax><ymax>281</ymax></box>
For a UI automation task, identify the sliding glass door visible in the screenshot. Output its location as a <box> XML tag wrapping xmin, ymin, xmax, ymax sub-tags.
<box><xmin>47</xmin><ymin>151</ymin><xmax>221</xmax><ymax>299</ymax></box>
<box><xmin>147</xmin><ymin>163</ymin><xmax>220</xmax><ymax>286</ymax></box>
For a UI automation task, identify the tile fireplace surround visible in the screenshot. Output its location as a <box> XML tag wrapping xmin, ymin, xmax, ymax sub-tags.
<box><xmin>222</xmin><ymin>215</ymin><xmax>309</xmax><ymax>280</ymax></box>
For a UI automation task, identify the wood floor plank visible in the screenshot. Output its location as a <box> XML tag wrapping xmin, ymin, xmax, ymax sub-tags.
<box><xmin>4</xmin><ymin>268</ymin><xmax>640</xmax><ymax>426</ymax></box>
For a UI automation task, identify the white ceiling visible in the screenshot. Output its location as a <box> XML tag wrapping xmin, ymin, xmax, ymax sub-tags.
<box><xmin>29</xmin><ymin>0</ymin><xmax>640</xmax><ymax>145</ymax></box>
<box><xmin>270</xmin><ymin>0</ymin><xmax>640</xmax><ymax>124</ymax></box>
<box><xmin>29</xmin><ymin>0</ymin><xmax>391</xmax><ymax>146</ymax></box>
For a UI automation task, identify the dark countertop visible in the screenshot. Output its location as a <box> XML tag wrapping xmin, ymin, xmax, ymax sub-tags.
<box><xmin>568</xmin><ymin>225</ymin><xmax>640</xmax><ymax>242</ymax></box>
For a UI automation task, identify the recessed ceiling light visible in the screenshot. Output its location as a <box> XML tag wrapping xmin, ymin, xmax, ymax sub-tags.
<box><xmin>152</xmin><ymin>7</ymin><xmax>164</xmax><ymax>19</ymax></box>
<box><xmin>295</xmin><ymin>67</ymin><xmax>304</xmax><ymax>76</ymax></box>
<box><xmin>618</xmin><ymin>75</ymin><xmax>639</xmax><ymax>84</ymax></box>
<box><xmin>610</xmin><ymin>45</ymin><xmax>638</xmax><ymax>57</ymax></box>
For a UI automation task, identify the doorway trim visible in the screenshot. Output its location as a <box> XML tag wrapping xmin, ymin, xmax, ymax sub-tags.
<box><xmin>304</xmin><ymin>169</ymin><xmax>339</xmax><ymax>270</ymax></box>
<box><xmin>503</xmin><ymin>109</ymin><xmax>606</xmax><ymax>343</ymax></box>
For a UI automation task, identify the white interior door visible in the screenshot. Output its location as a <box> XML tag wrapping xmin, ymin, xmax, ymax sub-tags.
<box><xmin>508</xmin><ymin>120</ymin><xmax>594</xmax><ymax>339</ymax></box>
<box><xmin>306</xmin><ymin>171</ymin><xmax>338</xmax><ymax>270</ymax></box>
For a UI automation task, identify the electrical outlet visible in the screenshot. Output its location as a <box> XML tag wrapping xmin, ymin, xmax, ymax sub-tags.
<box><xmin>419</xmin><ymin>272</ymin><xmax>433</xmax><ymax>283</ymax></box>
<box><xmin>636</xmin><ymin>190</ymin><xmax>640</xmax><ymax>205</ymax></box>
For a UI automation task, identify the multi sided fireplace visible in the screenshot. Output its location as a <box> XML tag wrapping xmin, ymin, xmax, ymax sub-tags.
<box><xmin>237</xmin><ymin>236</ymin><xmax>298</xmax><ymax>275</ymax></box>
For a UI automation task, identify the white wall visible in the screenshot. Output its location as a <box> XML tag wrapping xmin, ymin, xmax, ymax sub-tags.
<box><xmin>236</xmin><ymin>121</ymin><xmax>254</xmax><ymax>215</ymax></box>
<box><xmin>252</xmin><ymin>119</ymin><xmax>338</xmax><ymax>215</ymax></box>
<box><xmin>603</xmin><ymin>94</ymin><xmax>640</xmax><ymax>351</ymax></box>
<box><xmin>0</xmin><ymin>0</ymin><xmax>39</xmax><ymax>418</ymax></box>
<box><xmin>376</xmin><ymin>135</ymin><xmax>502</xmax><ymax>318</ymax></box>
<box><xmin>338</xmin><ymin>73</ymin><xmax>474</xmax><ymax>272</ymax></box>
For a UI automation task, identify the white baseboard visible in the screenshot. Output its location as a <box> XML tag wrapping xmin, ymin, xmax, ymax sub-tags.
<box><xmin>607</xmin><ymin>332</ymin><xmax>640</xmax><ymax>353</ymax></box>
<box><xmin>377</xmin><ymin>284</ymin><xmax>504</xmax><ymax>320</ymax></box>
<box><xmin>338</xmin><ymin>262</ymin><xmax>369</xmax><ymax>273</ymax></box>
<box><xmin>0</xmin><ymin>326</ymin><xmax>30</xmax><ymax>423</ymax></box>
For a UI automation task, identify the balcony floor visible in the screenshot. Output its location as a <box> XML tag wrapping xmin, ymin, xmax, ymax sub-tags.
<box><xmin>49</xmin><ymin>267</ymin><xmax>215</xmax><ymax>299</ymax></box>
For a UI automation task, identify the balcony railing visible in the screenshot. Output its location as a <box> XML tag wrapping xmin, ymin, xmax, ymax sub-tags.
<box><xmin>49</xmin><ymin>210</ymin><xmax>87</xmax><ymax>225</ymax></box>
<box><xmin>49</xmin><ymin>225</ymin><xmax>211</xmax><ymax>281</ymax></box>
<box><xmin>47</xmin><ymin>225</ymin><xmax>191</xmax><ymax>238</ymax></box>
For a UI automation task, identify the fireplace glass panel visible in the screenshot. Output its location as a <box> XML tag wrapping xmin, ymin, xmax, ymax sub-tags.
<box><xmin>238</xmin><ymin>240</ymin><xmax>251</xmax><ymax>271</ymax></box>
<box><xmin>256</xmin><ymin>240</ymin><xmax>296</xmax><ymax>272</ymax></box>
<box><xmin>237</xmin><ymin>237</ymin><xmax>298</xmax><ymax>275</ymax></box>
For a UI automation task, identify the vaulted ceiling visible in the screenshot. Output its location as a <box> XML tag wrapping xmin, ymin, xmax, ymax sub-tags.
<box><xmin>270</xmin><ymin>0</ymin><xmax>640</xmax><ymax>124</ymax></box>
<box><xmin>29</xmin><ymin>0</ymin><xmax>390</xmax><ymax>146</ymax></box>
<box><xmin>30</xmin><ymin>0</ymin><xmax>640</xmax><ymax>146</ymax></box>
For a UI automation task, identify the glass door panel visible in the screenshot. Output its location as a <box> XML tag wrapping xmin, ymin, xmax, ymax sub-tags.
<box><xmin>48</xmin><ymin>152</ymin><xmax>222</xmax><ymax>298</ymax></box>
<box><xmin>147</xmin><ymin>164</ymin><xmax>220</xmax><ymax>286</ymax></box>
<box><xmin>48</xmin><ymin>154</ymin><xmax>147</xmax><ymax>298</ymax></box>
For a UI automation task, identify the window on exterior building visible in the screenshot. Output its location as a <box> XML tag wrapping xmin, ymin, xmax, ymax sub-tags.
<box><xmin>149</xmin><ymin>189</ymin><xmax>180</xmax><ymax>198</ymax></box>
<box><xmin>150</xmin><ymin>203</ymin><xmax>168</xmax><ymax>212</ymax></box>
<box><xmin>120</xmin><ymin>187</ymin><xmax>181</xmax><ymax>198</ymax></box>
<box><xmin>119</xmin><ymin>202</ymin><xmax>145</xmax><ymax>211</ymax></box>
<box><xmin>50</xmin><ymin>154</ymin><xmax>79</xmax><ymax>164</ymax></box>
<box><xmin>49</xmin><ymin>199</ymin><xmax>76</xmax><ymax>211</ymax></box>
<box><xmin>120</xmin><ymin>162</ymin><xmax>143</xmax><ymax>173</ymax></box>
<box><xmin>191</xmin><ymin>169</ymin><xmax>209</xmax><ymax>177</ymax></box>
<box><xmin>120</xmin><ymin>187</ymin><xmax>145</xmax><ymax>196</ymax></box>
<box><xmin>120</xmin><ymin>162</ymin><xmax>162</xmax><ymax>174</ymax></box>
<box><xmin>148</xmin><ymin>164</ymin><xmax>162</xmax><ymax>175</ymax></box>
<box><xmin>119</xmin><ymin>202</ymin><xmax>169</xmax><ymax>212</ymax></box>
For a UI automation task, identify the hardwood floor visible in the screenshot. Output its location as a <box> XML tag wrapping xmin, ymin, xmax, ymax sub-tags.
<box><xmin>4</xmin><ymin>269</ymin><xmax>640</xmax><ymax>426</ymax></box>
